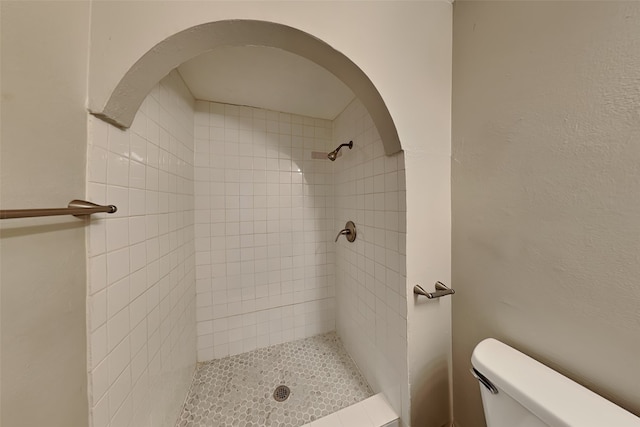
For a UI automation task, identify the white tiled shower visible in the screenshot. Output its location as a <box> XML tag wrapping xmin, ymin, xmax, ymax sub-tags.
<box><xmin>333</xmin><ymin>100</ymin><xmax>408</xmax><ymax>418</ymax></box>
<box><xmin>193</xmin><ymin>101</ymin><xmax>336</xmax><ymax>361</ymax></box>
<box><xmin>86</xmin><ymin>71</ymin><xmax>407</xmax><ymax>427</ymax></box>
<box><xmin>86</xmin><ymin>71</ymin><xmax>197</xmax><ymax>427</ymax></box>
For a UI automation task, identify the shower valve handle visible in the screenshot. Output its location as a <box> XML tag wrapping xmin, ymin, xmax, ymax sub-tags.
<box><xmin>335</xmin><ymin>221</ymin><xmax>357</xmax><ymax>243</ymax></box>
<box><xmin>335</xmin><ymin>229</ymin><xmax>350</xmax><ymax>242</ymax></box>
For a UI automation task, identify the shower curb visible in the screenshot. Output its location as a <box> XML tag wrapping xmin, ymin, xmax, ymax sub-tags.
<box><xmin>302</xmin><ymin>393</ymin><xmax>399</xmax><ymax>427</ymax></box>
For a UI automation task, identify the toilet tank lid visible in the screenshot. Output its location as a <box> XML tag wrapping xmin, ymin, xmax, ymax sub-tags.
<box><xmin>471</xmin><ymin>338</ymin><xmax>640</xmax><ymax>427</ymax></box>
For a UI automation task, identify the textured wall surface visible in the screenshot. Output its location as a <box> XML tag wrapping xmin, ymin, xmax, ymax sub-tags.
<box><xmin>86</xmin><ymin>71</ymin><xmax>196</xmax><ymax>427</ymax></box>
<box><xmin>452</xmin><ymin>3</ymin><xmax>640</xmax><ymax>426</ymax></box>
<box><xmin>333</xmin><ymin>99</ymin><xmax>408</xmax><ymax>423</ymax></box>
<box><xmin>0</xmin><ymin>2</ymin><xmax>91</xmax><ymax>426</ymax></box>
<box><xmin>193</xmin><ymin>101</ymin><xmax>335</xmax><ymax>361</ymax></box>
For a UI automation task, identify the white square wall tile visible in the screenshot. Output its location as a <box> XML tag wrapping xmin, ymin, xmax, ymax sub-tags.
<box><xmin>111</xmin><ymin>393</ymin><xmax>133</xmax><ymax>427</ymax></box>
<box><xmin>90</xmin><ymin>324</ymin><xmax>108</xmax><ymax>369</ymax></box>
<box><xmin>129</xmin><ymin>293</ymin><xmax>147</xmax><ymax>328</ymax></box>
<box><xmin>87</xmin><ymin>71</ymin><xmax>197</xmax><ymax>427</ymax></box>
<box><xmin>130</xmin><ymin>242</ymin><xmax>147</xmax><ymax>273</ymax></box>
<box><xmin>89</xmin><ymin>255</ymin><xmax>107</xmax><ymax>294</ymax></box>
<box><xmin>107</xmin><ymin>248</ymin><xmax>130</xmax><ymax>285</ymax></box>
<box><xmin>108</xmin><ymin>338</ymin><xmax>131</xmax><ymax>384</ymax></box>
<box><xmin>107</xmin><ymin>152</ymin><xmax>130</xmax><ymax>187</ymax></box>
<box><xmin>90</xmin><ymin>359</ymin><xmax>109</xmax><ymax>403</ymax></box>
<box><xmin>108</xmin><ymin>126</ymin><xmax>130</xmax><ymax>158</ymax></box>
<box><xmin>198</xmin><ymin>347</ymin><xmax>214</xmax><ymax>361</ymax></box>
<box><xmin>107</xmin><ymin>218</ymin><xmax>129</xmax><ymax>252</ymax></box>
<box><xmin>129</xmin><ymin>217</ymin><xmax>146</xmax><ymax>244</ymax></box>
<box><xmin>107</xmin><ymin>185</ymin><xmax>130</xmax><ymax>217</ymax></box>
<box><xmin>89</xmin><ymin>289</ymin><xmax>107</xmax><ymax>331</ymax></box>
<box><xmin>109</xmin><ymin>367</ymin><xmax>132</xmax><ymax>419</ymax></box>
<box><xmin>107</xmin><ymin>277</ymin><xmax>130</xmax><ymax>318</ymax></box>
<box><xmin>88</xmin><ymin>146</ymin><xmax>108</xmax><ymax>183</ymax></box>
<box><xmin>129</xmin><ymin>189</ymin><xmax>147</xmax><ymax>218</ymax></box>
<box><xmin>88</xmin><ymin>218</ymin><xmax>107</xmax><ymax>256</ymax></box>
<box><xmin>91</xmin><ymin>394</ymin><xmax>110</xmax><ymax>427</ymax></box>
<box><xmin>107</xmin><ymin>303</ymin><xmax>130</xmax><ymax>351</ymax></box>
<box><xmin>90</xmin><ymin>116</ymin><xmax>109</xmax><ymax>150</ymax></box>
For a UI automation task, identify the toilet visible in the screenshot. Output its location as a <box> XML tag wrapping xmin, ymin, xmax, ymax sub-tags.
<box><xmin>471</xmin><ymin>338</ymin><xmax>640</xmax><ymax>427</ymax></box>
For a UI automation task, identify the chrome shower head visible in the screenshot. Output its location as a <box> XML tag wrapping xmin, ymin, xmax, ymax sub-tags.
<box><xmin>327</xmin><ymin>141</ymin><xmax>353</xmax><ymax>161</ymax></box>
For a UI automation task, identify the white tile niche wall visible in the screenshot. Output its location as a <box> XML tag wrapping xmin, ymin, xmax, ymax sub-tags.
<box><xmin>86</xmin><ymin>70</ymin><xmax>196</xmax><ymax>427</ymax></box>
<box><xmin>333</xmin><ymin>99</ymin><xmax>408</xmax><ymax>423</ymax></box>
<box><xmin>193</xmin><ymin>101</ymin><xmax>336</xmax><ymax>361</ymax></box>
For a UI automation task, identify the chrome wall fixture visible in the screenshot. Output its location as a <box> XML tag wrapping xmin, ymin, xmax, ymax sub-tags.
<box><xmin>327</xmin><ymin>141</ymin><xmax>353</xmax><ymax>161</ymax></box>
<box><xmin>335</xmin><ymin>221</ymin><xmax>356</xmax><ymax>242</ymax></box>
<box><xmin>471</xmin><ymin>368</ymin><xmax>499</xmax><ymax>394</ymax></box>
<box><xmin>413</xmin><ymin>281</ymin><xmax>455</xmax><ymax>299</ymax></box>
<box><xmin>0</xmin><ymin>199</ymin><xmax>117</xmax><ymax>220</ymax></box>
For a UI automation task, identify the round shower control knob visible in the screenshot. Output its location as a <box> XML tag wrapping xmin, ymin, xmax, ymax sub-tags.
<box><xmin>335</xmin><ymin>221</ymin><xmax>357</xmax><ymax>242</ymax></box>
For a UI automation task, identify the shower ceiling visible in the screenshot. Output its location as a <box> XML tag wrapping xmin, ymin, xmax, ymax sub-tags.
<box><xmin>178</xmin><ymin>45</ymin><xmax>355</xmax><ymax>119</ymax></box>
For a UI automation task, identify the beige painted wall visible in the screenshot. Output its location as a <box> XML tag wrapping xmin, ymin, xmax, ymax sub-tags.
<box><xmin>452</xmin><ymin>2</ymin><xmax>640</xmax><ymax>427</ymax></box>
<box><xmin>0</xmin><ymin>1</ymin><xmax>90</xmax><ymax>426</ymax></box>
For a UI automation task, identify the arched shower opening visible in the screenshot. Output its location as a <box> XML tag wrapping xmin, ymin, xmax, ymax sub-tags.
<box><xmin>85</xmin><ymin>20</ymin><xmax>407</xmax><ymax>427</ymax></box>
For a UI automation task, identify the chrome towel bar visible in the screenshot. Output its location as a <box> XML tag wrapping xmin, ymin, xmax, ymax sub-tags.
<box><xmin>0</xmin><ymin>199</ymin><xmax>117</xmax><ymax>220</ymax></box>
<box><xmin>414</xmin><ymin>281</ymin><xmax>455</xmax><ymax>299</ymax></box>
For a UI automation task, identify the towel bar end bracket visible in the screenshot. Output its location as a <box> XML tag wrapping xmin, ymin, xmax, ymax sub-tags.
<box><xmin>68</xmin><ymin>200</ymin><xmax>117</xmax><ymax>216</ymax></box>
<box><xmin>414</xmin><ymin>281</ymin><xmax>455</xmax><ymax>299</ymax></box>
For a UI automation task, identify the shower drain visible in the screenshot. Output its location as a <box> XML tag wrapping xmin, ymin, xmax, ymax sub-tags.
<box><xmin>273</xmin><ymin>385</ymin><xmax>291</xmax><ymax>402</ymax></box>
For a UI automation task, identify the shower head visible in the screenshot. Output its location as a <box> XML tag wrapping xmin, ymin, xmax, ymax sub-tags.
<box><xmin>327</xmin><ymin>141</ymin><xmax>353</xmax><ymax>161</ymax></box>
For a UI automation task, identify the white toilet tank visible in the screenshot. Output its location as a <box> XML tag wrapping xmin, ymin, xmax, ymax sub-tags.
<box><xmin>471</xmin><ymin>338</ymin><xmax>640</xmax><ymax>427</ymax></box>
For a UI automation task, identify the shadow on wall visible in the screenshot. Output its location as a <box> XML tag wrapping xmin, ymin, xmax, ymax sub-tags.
<box><xmin>0</xmin><ymin>219</ymin><xmax>86</xmax><ymax>238</ymax></box>
<box><xmin>411</xmin><ymin>357</ymin><xmax>451</xmax><ymax>427</ymax></box>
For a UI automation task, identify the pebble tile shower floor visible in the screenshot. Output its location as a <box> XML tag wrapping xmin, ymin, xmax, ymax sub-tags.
<box><xmin>176</xmin><ymin>332</ymin><xmax>373</xmax><ymax>427</ymax></box>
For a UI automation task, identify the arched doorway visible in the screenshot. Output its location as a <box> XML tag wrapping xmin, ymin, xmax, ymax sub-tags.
<box><xmin>91</xmin><ymin>19</ymin><xmax>402</xmax><ymax>155</ymax></box>
<box><xmin>86</xmin><ymin>17</ymin><xmax>410</xmax><ymax>427</ymax></box>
